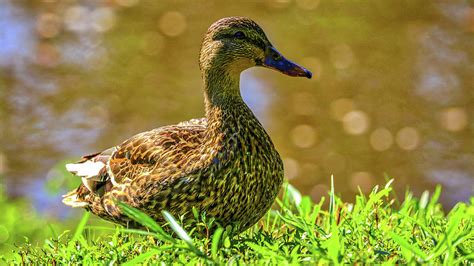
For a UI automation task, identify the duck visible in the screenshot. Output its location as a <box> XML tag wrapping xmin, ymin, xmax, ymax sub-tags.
<box><xmin>63</xmin><ymin>17</ymin><xmax>312</xmax><ymax>232</ymax></box>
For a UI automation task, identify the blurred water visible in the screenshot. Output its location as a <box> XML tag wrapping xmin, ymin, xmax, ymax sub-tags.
<box><xmin>0</xmin><ymin>0</ymin><xmax>473</xmax><ymax>214</ymax></box>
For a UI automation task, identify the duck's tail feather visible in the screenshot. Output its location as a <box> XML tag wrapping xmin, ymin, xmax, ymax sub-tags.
<box><xmin>62</xmin><ymin>182</ymin><xmax>93</xmax><ymax>207</ymax></box>
<box><xmin>63</xmin><ymin>147</ymin><xmax>116</xmax><ymax>209</ymax></box>
<box><xmin>62</xmin><ymin>188</ymin><xmax>89</xmax><ymax>208</ymax></box>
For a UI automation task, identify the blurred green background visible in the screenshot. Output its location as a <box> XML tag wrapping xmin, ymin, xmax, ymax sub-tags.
<box><xmin>0</xmin><ymin>0</ymin><xmax>473</xmax><ymax>253</ymax></box>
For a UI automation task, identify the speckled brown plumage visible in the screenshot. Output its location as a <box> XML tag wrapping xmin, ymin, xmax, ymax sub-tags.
<box><xmin>63</xmin><ymin>17</ymin><xmax>311</xmax><ymax>232</ymax></box>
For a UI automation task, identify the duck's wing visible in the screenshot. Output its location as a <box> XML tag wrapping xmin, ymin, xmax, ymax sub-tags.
<box><xmin>63</xmin><ymin>118</ymin><xmax>207</xmax><ymax>205</ymax></box>
<box><xmin>108</xmin><ymin>119</ymin><xmax>207</xmax><ymax>184</ymax></box>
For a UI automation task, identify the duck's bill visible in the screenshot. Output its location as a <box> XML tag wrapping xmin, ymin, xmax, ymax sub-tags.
<box><xmin>261</xmin><ymin>46</ymin><xmax>312</xmax><ymax>79</ymax></box>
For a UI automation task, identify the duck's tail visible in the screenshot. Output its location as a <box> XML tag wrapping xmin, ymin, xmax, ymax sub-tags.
<box><xmin>62</xmin><ymin>186</ymin><xmax>90</xmax><ymax>208</ymax></box>
<box><xmin>62</xmin><ymin>148</ymin><xmax>115</xmax><ymax>208</ymax></box>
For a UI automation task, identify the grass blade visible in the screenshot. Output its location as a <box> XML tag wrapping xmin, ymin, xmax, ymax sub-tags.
<box><xmin>329</xmin><ymin>175</ymin><xmax>335</xmax><ymax>226</ymax></box>
<box><xmin>72</xmin><ymin>212</ymin><xmax>89</xmax><ymax>241</ymax></box>
<box><xmin>287</xmin><ymin>183</ymin><xmax>302</xmax><ymax>206</ymax></box>
<box><xmin>117</xmin><ymin>202</ymin><xmax>173</xmax><ymax>242</ymax></box>
<box><xmin>117</xmin><ymin>201</ymin><xmax>159</xmax><ymax>231</ymax></box>
<box><xmin>389</xmin><ymin>231</ymin><xmax>428</xmax><ymax>261</ymax></box>
<box><xmin>161</xmin><ymin>211</ymin><xmax>192</xmax><ymax>244</ymax></box>
<box><xmin>161</xmin><ymin>211</ymin><xmax>206</xmax><ymax>258</ymax></box>
<box><xmin>211</xmin><ymin>227</ymin><xmax>224</xmax><ymax>260</ymax></box>
<box><xmin>123</xmin><ymin>249</ymin><xmax>160</xmax><ymax>266</ymax></box>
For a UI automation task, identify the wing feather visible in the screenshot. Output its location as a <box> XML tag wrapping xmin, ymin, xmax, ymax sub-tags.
<box><xmin>65</xmin><ymin>118</ymin><xmax>207</xmax><ymax>200</ymax></box>
<box><xmin>108</xmin><ymin>119</ymin><xmax>207</xmax><ymax>184</ymax></box>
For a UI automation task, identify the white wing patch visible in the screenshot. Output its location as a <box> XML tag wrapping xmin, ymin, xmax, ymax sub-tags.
<box><xmin>66</xmin><ymin>161</ymin><xmax>105</xmax><ymax>192</ymax></box>
<box><xmin>66</xmin><ymin>161</ymin><xmax>105</xmax><ymax>178</ymax></box>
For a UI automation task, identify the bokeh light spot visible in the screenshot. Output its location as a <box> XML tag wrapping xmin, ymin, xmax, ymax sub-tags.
<box><xmin>283</xmin><ymin>157</ymin><xmax>299</xmax><ymax>180</ymax></box>
<box><xmin>64</xmin><ymin>5</ymin><xmax>88</xmax><ymax>32</ymax></box>
<box><xmin>141</xmin><ymin>31</ymin><xmax>164</xmax><ymax>56</ymax></box>
<box><xmin>396</xmin><ymin>127</ymin><xmax>420</xmax><ymax>150</ymax></box>
<box><xmin>159</xmin><ymin>11</ymin><xmax>187</xmax><ymax>37</ymax></box>
<box><xmin>370</xmin><ymin>127</ymin><xmax>393</xmax><ymax>151</ymax></box>
<box><xmin>439</xmin><ymin>107</ymin><xmax>468</xmax><ymax>132</ymax></box>
<box><xmin>310</xmin><ymin>184</ymin><xmax>329</xmax><ymax>199</ymax></box>
<box><xmin>342</xmin><ymin>110</ymin><xmax>370</xmax><ymax>135</ymax></box>
<box><xmin>37</xmin><ymin>13</ymin><xmax>61</xmax><ymax>38</ymax></box>
<box><xmin>350</xmin><ymin>171</ymin><xmax>375</xmax><ymax>193</ymax></box>
<box><xmin>290</xmin><ymin>124</ymin><xmax>318</xmax><ymax>148</ymax></box>
<box><xmin>91</xmin><ymin>7</ymin><xmax>116</xmax><ymax>32</ymax></box>
<box><xmin>330</xmin><ymin>98</ymin><xmax>355</xmax><ymax>121</ymax></box>
<box><xmin>329</xmin><ymin>43</ymin><xmax>354</xmax><ymax>69</ymax></box>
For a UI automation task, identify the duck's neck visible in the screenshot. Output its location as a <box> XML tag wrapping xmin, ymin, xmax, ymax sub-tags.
<box><xmin>203</xmin><ymin>69</ymin><xmax>255</xmax><ymax>133</ymax></box>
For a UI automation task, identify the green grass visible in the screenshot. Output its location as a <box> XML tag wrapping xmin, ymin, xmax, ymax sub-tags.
<box><xmin>1</xmin><ymin>178</ymin><xmax>473</xmax><ymax>264</ymax></box>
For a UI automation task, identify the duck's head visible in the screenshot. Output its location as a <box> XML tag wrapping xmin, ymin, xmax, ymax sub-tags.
<box><xmin>199</xmin><ymin>17</ymin><xmax>312</xmax><ymax>79</ymax></box>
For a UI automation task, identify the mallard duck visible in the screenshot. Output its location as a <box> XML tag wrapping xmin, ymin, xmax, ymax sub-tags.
<box><xmin>63</xmin><ymin>17</ymin><xmax>311</xmax><ymax>231</ymax></box>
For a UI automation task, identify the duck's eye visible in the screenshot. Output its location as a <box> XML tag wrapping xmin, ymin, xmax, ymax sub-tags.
<box><xmin>234</xmin><ymin>31</ymin><xmax>245</xmax><ymax>39</ymax></box>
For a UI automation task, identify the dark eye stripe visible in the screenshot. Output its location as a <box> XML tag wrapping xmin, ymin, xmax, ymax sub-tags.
<box><xmin>214</xmin><ymin>33</ymin><xmax>233</xmax><ymax>40</ymax></box>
